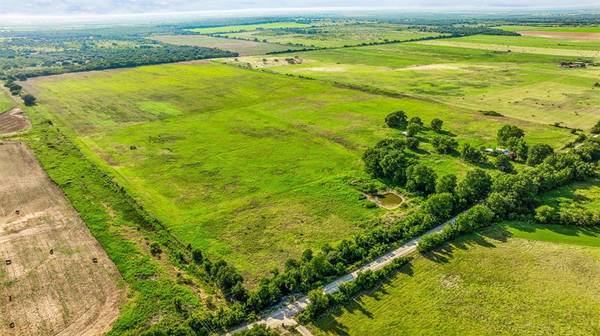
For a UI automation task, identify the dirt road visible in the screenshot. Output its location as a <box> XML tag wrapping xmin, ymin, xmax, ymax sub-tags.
<box><xmin>228</xmin><ymin>217</ymin><xmax>454</xmax><ymax>334</ymax></box>
<box><xmin>0</xmin><ymin>142</ymin><xmax>124</xmax><ymax>336</ymax></box>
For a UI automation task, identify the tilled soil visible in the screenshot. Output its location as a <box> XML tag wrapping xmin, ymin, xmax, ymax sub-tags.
<box><xmin>0</xmin><ymin>142</ymin><xmax>124</xmax><ymax>336</ymax></box>
<box><xmin>0</xmin><ymin>108</ymin><xmax>30</xmax><ymax>135</ymax></box>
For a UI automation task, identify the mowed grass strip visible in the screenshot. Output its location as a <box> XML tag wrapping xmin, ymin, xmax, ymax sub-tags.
<box><xmin>152</xmin><ymin>35</ymin><xmax>298</xmax><ymax>56</ymax></box>
<box><xmin>310</xmin><ymin>224</ymin><xmax>600</xmax><ymax>336</ymax></box>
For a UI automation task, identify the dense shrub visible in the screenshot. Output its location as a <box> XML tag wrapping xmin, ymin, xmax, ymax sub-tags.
<box><xmin>527</xmin><ymin>144</ymin><xmax>554</xmax><ymax>166</ymax></box>
<box><xmin>460</xmin><ymin>143</ymin><xmax>486</xmax><ymax>163</ymax></box>
<box><xmin>431</xmin><ymin>135</ymin><xmax>458</xmax><ymax>154</ymax></box>
<box><xmin>385</xmin><ymin>111</ymin><xmax>408</xmax><ymax>129</ymax></box>
<box><xmin>497</xmin><ymin>124</ymin><xmax>525</xmax><ymax>146</ymax></box>
<box><xmin>406</xmin><ymin>164</ymin><xmax>437</xmax><ymax>195</ymax></box>
<box><xmin>495</xmin><ymin>154</ymin><xmax>514</xmax><ymax>173</ymax></box>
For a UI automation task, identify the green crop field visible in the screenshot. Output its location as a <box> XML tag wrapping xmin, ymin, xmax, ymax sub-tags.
<box><xmin>152</xmin><ymin>34</ymin><xmax>299</xmax><ymax>56</ymax></box>
<box><xmin>27</xmin><ymin>61</ymin><xmax>510</xmax><ymax>282</ymax></box>
<box><xmin>188</xmin><ymin>22</ymin><xmax>312</xmax><ymax>34</ymax></box>
<box><xmin>226</xmin><ymin>42</ymin><xmax>600</xmax><ymax>130</ymax></box>
<box><xmin>309</xmin><ymin>223</ymin><xmax>600</xmax><ymax>336</ymax></box>
<box><xmin>219</xmin><ymin>23</ymin><xmax>443</xmax><ymax>48</ymax></box>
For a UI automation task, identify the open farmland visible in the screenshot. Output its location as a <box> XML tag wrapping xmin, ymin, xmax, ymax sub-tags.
<box><xmin>228</xmin><ymin>42</ymin><xmax>600</xmax><ymax>130</ymax></box>
<box><xmin>152</xmin><ymin>35</ymin><xmax>299</xmax><ymax>56</ymax></box>
<box><xmin>309</xmin><ymin>223</ymin><xmax>600</xmax><ymax>336</ymax></box>
<box><xmin>0</xmin><ymin>142</ymin><xmax>124</xmax><ymax>336</ymax></box>
<box><xmin>218</xmin><ymin>23</ymin><xmax>443</xmax><ymax>48</ymax></box>
<box><xmin>188</xmin><ymin>21</ymin><xmax>312</xmax><ymax>34</ymax></box>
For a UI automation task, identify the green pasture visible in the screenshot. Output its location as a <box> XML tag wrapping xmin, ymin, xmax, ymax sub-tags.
<box><xmin>230</xmin><ymin>42</ymin><xmax>599</xmax><ymax>130</ymax></box>
<box><xmin>537</xmin><ymin>179</ymin><xmax>600</xmax><ymax>211</ymax></box>
<box><xmin>310</xmin><ymin>224</ymin><xmax>600</xmax><ymax>335</ymax></box>
<box><xmin>220</xmin><ymin>24</ymin><xmax>442</xmax><ymax>48</ymax></box>
<box><xmin>188</xmin><ymin>22</ymin><xmax>311</xmax><ymax>35</ymax></box>
<box><xmin>28</xmin><ymin>62</ymin><xmax>497</xmax><ymax>281</ymax></box>
<box><xmin>0</xmin><ymin>89</ymin><xmax>13</xmax><ymax>112</ymax></box>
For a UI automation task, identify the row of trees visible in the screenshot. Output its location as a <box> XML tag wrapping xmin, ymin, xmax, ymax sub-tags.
<box><xmin>535</xmin><ymin>205</ymin><xmax>600</xmax><ymax>227</ymax></box>
<box><xmin>297</xmin><ymin>257</ymin><xmax>411</xmax><ymax>323</ymax></box>
<box><xmin>418</xmin><ymin>138</ymin><xmax>600</xmax><ymax>252</ymax></box>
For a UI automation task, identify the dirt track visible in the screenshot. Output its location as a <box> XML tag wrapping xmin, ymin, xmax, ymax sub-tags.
<box><xmin>0</xmin><ymin>142</ymin><xmax>124</xmax><ymax>336</ymax></box>
<box><xmin>0</xmin><ymin>108</ymin><xmax>30</xmax><ymax>135</ymax></box>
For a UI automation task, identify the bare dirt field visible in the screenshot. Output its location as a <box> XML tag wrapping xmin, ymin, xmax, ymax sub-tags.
<box><xmin>519</xmin><ymin>31</ymin><xmax>600</xmax><ymax>40</ymax></box>
<box><xmin>0</xmin><ymin>142</ymin><xmax>124</xmax><ymax>336</ymax></box>
<box><xmin>0</xmin><ymin>108</ymin><xmax>30</xmax><ymax>135</ymax></box>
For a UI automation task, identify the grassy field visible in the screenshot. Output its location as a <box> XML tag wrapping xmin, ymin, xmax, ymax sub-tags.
<box><xmin>220</xmin><ymin>23</ymin><xmax>443</xmax><ymax>48</ymax></box>
<box><xmin>188</xmin><ymin>22</ymin><xmax>311</xmax><ymax>34</ymax></box>
<box><xmin>0</xmin><ymin>89</ymin><xmax>14</xmax><ymax>113</ymax></box>
<box><xmin>310</xmin><ymin>223</ymin><xmax>600</xmax><ymax>335</ymax></box>
<box><xmin>152</xmin><ymin>35</ymin><xmax>299</xmax><ymax>55</ymax></box>
<box><xmin>426</xmin><ymin>34</ymin><xmax>600</xmax><ymax>51</ymax></box>
<box><xmin>227</xmin><ymin>42</ymin><xmax>600</xmax><ymax>130</ymax></box>
<box><xmin>25</xmin><ymin>62</ymin><xmax>417</xmax><ymax>282</ymax></box>
<box><xmin>25</xmin><ymin>60</ymin><xmax>579</xmax><ymax>282</ymax></box>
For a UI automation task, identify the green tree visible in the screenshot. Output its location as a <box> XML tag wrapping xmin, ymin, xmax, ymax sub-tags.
<box><xmin>385</xmin><ymin>111</ymin><xmax>408</xmax><ymax>129</ymax></box>
<box><xmin>435</xmin><ymin>174</ymin><xmax>457</xmax><ymax>194</ymax></box>
<box><xmin>592</xmin><ymin>120</ymin><xmax>600</xmax><ymax>134</ymax></box>
<box><xmin>22</xmin><ymin>94</ymin><xmax>37</xmax><ymax>106</ymax></box>
<box><xmin>461</xmin><ymin>143</ymin><xmax>486</xmax><ymax>163</ymax></box>
<box><xmin>456</xmin><ymin>169</ymin><xmax>492</xmax><ymax>207</ymax></box>
<box><xmin>527</xmin><ymin>144</ymin><xmax>554</xmax><ymax>166</ymax></box>
<box><xmin>507</xmin><ymin>137</ymin><xmax>528</xmax><ymax>161</ymax></box>
<box><xmin>422</xmin><ymin>193</ymin><xmax>454</xmax><ymax>220</ymax></box>
<box><xmin>405</xmin><ymin>164</ymin><xmax>437</xmax><ymax>195</ymax></box>
<box><xmin>431</xmin><ymin>135</ymin><xmax>458</xmax><ymax>154</ymax></box>
<box><xmin>495</xmin><ymin>154</ymin><xmax>514</xmax><ymax>173</ymax></box>
<box><xmin>406</xmin><ymin>123</ymin><xmax>421</xmax><ymax>137</ymax></box>
<box><xmin>534</xmin><ymin>205</ymin><xmax>558</xmax><ymax>224</ymax></box>
<box><xmin>430</xmin><ymin>118</ymin><xmax>444</xmax><ymax>132</ymax></box>
<box><xmin>409</xmin><ymin>116</ymin><xmax>423</xmax><ymax>127</ymax></box>
<box><xmin>497</xmin><ymin>124</ymin><xmax>525</xmax><ymax>146</ymax></box>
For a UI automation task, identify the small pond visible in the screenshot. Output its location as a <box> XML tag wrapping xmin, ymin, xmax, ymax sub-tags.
<box><xmin>376</xmin><ymin>192</ymin><xmax>404</xmax><ymax>209</ymax></box>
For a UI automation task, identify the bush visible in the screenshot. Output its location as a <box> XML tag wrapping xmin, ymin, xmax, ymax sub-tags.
<box><xmin>431</xmin><ymin>136</ymin><xmax>458</xmax><ymax>154</ymax></box>
<box><xmin>592</xmin><ymin>120</ymin><xmax>600</xmax><ymax>134</ymax></box>
<box><xmin>527</xmin><ymin>144</ymin><xmax>554</xmax><ymax>166</ymax></box>
<box><xmin>495</xmin><ymin>154</ymin><xmax>514</xmax><ymax>173</ymax></box>
<box><xmin>385</xmin><ymin>111</ymin><xmax>408</xmax><ymax>129</ymax></box>
<box><xmin>430</xmin><ymin>118</ymin><xmax>444</xmax><ymax>132</ymax></box>
<box><xmin>405</xmin><ymin>164</ymin><xmax>437</xmax><ymax>195</ymax></box>
<box><xmin>460</xmin><ymin>143</ymin><xmax>486</xmax><ymax>163</ymax></box>
<box><xmin>422</xmin><ymin>193</ymin><xmax>454</xmax><ymax>221</ymax></box>
<box><xmin>435</xmin><ymin>174</ymin><xmax>457</xmax><ymax>194</ymax></box>
<box><xmin>22</xmin><ymin>94</ymin><xmax>37</xmax><ymax>106</ymax></box>
<box><xmin>497</xmin><ymin>124</ymin><xmax>525</xmax><ymax>146</ymax></box>
<box><xmin>407</xmin><ymin>123</ymin><xmax>421</xmax><ymax>137</ymax></box>
<box><xmin>534</xmin><ymin>205</ymin><xmax>558</xmax><ymax>224</ymax></box>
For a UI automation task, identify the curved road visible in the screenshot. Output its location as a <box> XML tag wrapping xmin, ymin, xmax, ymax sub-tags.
<box><xmin>227</xmin><ymin>216</ymin><xmax>456</xmax><ymax>335</ymax></box>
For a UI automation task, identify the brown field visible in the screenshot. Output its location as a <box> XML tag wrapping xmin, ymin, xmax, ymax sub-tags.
<box><xmin>153</xmin><ymin>35</ymin><xmax>298</xmax><ymax>56</ymax></box>
<box><xmin>0</xmin><ymin>142</ymin><xmax>124</xmax><ymax>336</ymax></box>
<box><xmin>0</xmin><ymin>108</ymin><xmax>30</xmax><ymax>135</ymax></box>
<box><xmin>519</xmin><ymin>31</ymin><xmax>600</xmax><ymax>40</ymax></box>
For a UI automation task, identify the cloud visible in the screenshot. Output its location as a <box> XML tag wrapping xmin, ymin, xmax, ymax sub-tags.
<box><xmin>1</xmin><ymin>0</ymin><xmax>598</xmax><ymax>15</ymax></box>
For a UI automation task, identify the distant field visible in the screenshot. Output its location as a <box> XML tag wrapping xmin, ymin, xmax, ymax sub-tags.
<box><xmin>228</xmin><ymin>42</ymin><xmax>600</xmax><ymax>130</ymax></box>
<box><xmin>420</xmin><ymin>34</ymin><xmax>600</xmax><ymax>52</ymax></box>
<box><xmin>188</xmin><ymin>22</ymin><xmax>311</xmax><ymax>34</ymax></box>
<box><xmin>152</xmin><ymin>35</ymin><xmax>298</xmax><ymax>56</ymax></box>
<box><xmin>497</xmin><ymin>25</ymin><xmax>600</xmax><ymax>33</ymax></box>
<box><xmin>220</xmin><ymin>24</ymin><xmax>443</xmax><ymax>48</ymax></box>
<box><xmin>310</xmin><ymin>223</ymin><xmax>600</xmax><ymax>335</ymax></box>
<box><xmin>418</xmin><ymin>40</ymin><xmax>600</xmax><ymax>59</ymax></box>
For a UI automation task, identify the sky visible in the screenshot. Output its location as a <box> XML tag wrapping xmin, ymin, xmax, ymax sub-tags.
<box><xmin>1</xmin><ymin>0</ymin><xmax>599</xmax><ymax>16</ymax></box>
